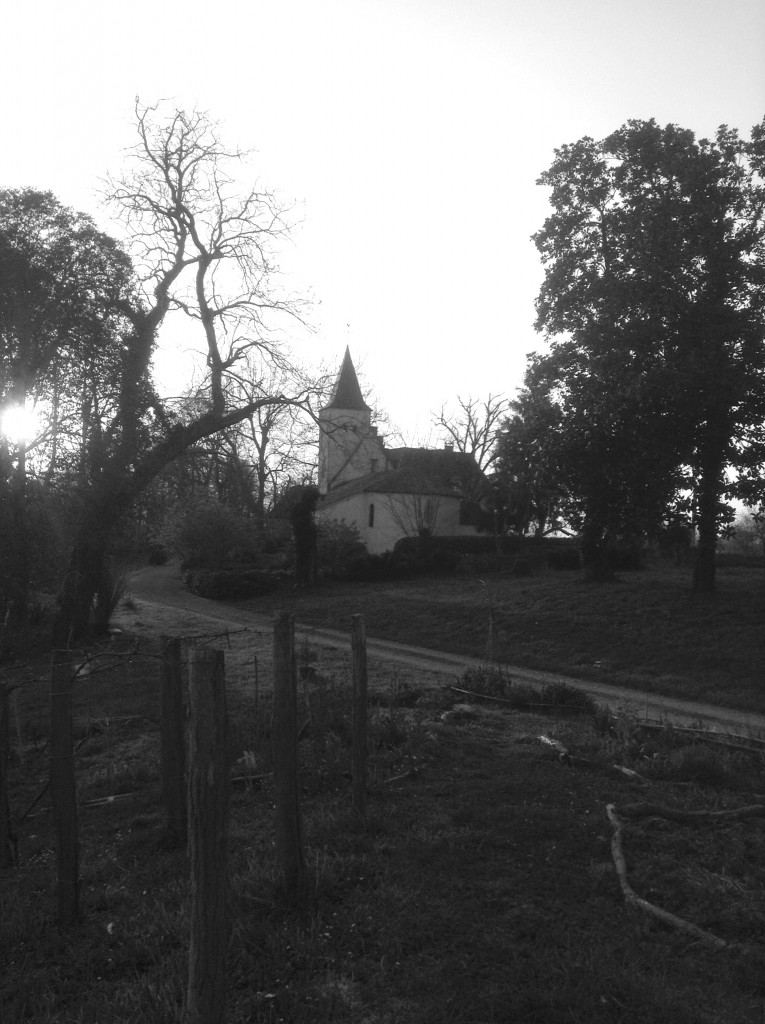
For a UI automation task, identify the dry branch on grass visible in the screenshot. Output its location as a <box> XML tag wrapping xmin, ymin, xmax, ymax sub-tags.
<box><xmin>634</xmin><ymin>720</ymin><xmax>765</xmax><ymax>752</ymax></box>
<box><xmin>538</xmin><ymin>734</ymin><xmax>648</xmax><ymax>782</ymax></box>
<box><xmin>621</xmin><ymin>801</ymin><xmax>765</xmax><ymax>823</ymax></box>
<box><xmin>606</xmin><ymin>803</ymin><xmax>761</xmax><ymax>956</ymax></box>
<box><xmin>449</xmin><ymin>685</ymin><xmax>519</xmax><ymax>705</ymax></box>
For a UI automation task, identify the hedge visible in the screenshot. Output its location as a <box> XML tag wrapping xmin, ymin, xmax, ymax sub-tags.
<box><xmin>183</xmin><ymin>568</ymin><xmax>285</xmax><ymax>600</ymax></box>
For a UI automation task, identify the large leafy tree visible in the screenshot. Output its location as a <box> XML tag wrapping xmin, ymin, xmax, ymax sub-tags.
<box><xmin>0</xmin><ymin>189</ymin><xmax>142</xmax><ymax>617</ymax></box>
<box><xmin>493</xmin><ymin>388</ymin><xmax>568</xmax><ymax>537</ymax></box>
<box><xmin>527</xmin><ymin>117</ymin><xmax>765</xmax><ymax>588</ymax></box>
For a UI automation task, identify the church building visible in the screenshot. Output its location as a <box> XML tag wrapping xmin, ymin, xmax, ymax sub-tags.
<box><xmin>317</xmin><ymin>349</ymin><xmax>490</xmax><ymax>554</ymax></box>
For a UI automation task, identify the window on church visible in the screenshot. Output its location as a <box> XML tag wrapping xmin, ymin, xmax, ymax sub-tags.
<box><xmin>368</xmin><ymin>503</ymin><xmax>375</xmax><ymax>527</ymax></box>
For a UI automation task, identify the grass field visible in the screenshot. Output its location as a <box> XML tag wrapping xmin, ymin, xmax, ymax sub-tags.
<box><xmin>2</xmin><ymin>598</ymin><xmax>765</xmax><ymax>1023</ymax></box>
<box><xmin>236</xmin><ymin>560</ymin><xmax>765</xmax><ymax>714</ymax></box>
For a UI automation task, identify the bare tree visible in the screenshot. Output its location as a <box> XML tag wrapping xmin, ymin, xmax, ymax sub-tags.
<box><xmin>432</xmin><ymin>394</ymin><xmax>509</xmax><ymax>473</ymax></box>
<box><xmin>383</xmin><ymin>492</ymin><xmax>442</xmax><ymax>539</ymax></box>
<box><xmin>221</xmin><ymin>352</ymin><xmax>332</xmax><ymax>519</ymax></box>
<box><xmin>53</xmin><ymin>100</ymin><xmax>314</xmax><ymax>642</ymax></box>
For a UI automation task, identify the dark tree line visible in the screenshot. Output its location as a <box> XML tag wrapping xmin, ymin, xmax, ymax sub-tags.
<box><xmin>496</xmin><ymin>117</ymin><xmax>765</xmax><ymax>587</ymax></box>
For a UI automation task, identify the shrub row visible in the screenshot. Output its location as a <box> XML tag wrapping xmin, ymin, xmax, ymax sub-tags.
<box><xmin>183</xmin><ymin>568</ymin><xmax>285</xmax><ymax>601</ymax></box>
<box><xmin>331</xmin><ymin>535</ymin><xmax>587</xmax><ymax>581</ymax></box>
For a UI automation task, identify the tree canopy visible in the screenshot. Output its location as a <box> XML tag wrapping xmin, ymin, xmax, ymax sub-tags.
<box><xmin>511</xmin><ymin>117</ymin><xmax>765</xmax><ymax>585</ymax></box>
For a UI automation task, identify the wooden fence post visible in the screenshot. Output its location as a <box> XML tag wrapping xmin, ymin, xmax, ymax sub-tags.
<box><xmin>272</xmin><ymin>612</ymin><xmax>305</xmax><ymax>890</ymax></box>
<box><xmin>351</xmin><ymin>615</ymin><xmax>368</xmax><ymax>822</ymax></box>
<box><xmin>185</xmin><ymin>647</ymin><xmax>229</xmax><ymax>1024</ymax></box>
<box><xmin>160</xmin><ymin>637</ymin><xmax>186</xmax><ymax>845</ymax></box>
<box><xmin>253</xmin><ymin>654</ymin><xmax>260</xmax><ymax>724</ymax></box>
<box><xmin>50</xmin><ymin>651</ymin><xmax>78</xmax><ymax>925</ymax></box>
<box><xmin>0</xmin><ymin>684</ymin><xmax>16</xmax><ymax>867</ymax></box>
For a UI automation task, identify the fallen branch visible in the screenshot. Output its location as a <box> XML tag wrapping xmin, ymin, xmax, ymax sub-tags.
<box><xmin>606</xmin><ymin>804</ymin><xmax>761</xmax><ymax>956</ymax></box>
<box><xmin>381</xmin><ymin>767</ymin><xmax>418</xmax><ymax>785</ymax></box>
<box><xmin>449</xmin><ymin>685</ymin><xmax>517</xmax><ymax>705</ymax></box>
<box><xmin>611</xmin><ymin>765</ymin><xmax>647</xmax><ymax>782</ymax></box>
<box><xmin>606</xmin><ymin>803</ymin><xmax>729</xmax><ymax>951</ymax></box>
<box><xmin>539</xmin><ymin>734</ymin><xmax>570</xmax><ymax>758</ymax></box>
<box><xmin>230</xmin><ymin>773</ymin><xmax>271</xmax><ymax>789</ymax></box>
<box><xmin>620</xmin><ymin>801</ymin><xmax>765</xmax><ymax>823</ymax></box>
<box><xmin>449</xmin><ymin>685</ymin><xmax>593</xmax><ymax>714</ymax></box>
<box><xmin>538</xmin><ymin>735</ymin><xmax>648</xmax><ymax>782</ymax></box>
<box><xmin>626</xmin><ymin>720</ymin><xmax>765</xmax><ymax>752</ymax></box>
<box><xmin>82</xmin><ymin>792</ymin><xmax>138</xmax><ymax>808</ymax></box>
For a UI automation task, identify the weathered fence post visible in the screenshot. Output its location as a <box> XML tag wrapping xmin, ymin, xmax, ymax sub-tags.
<box><xmin>50</xmin><ymin>651</ymin><xmax>78</xmax><ymax>924</ymax></box>
<box><xmin>351</xmin><ymin>615</ymin><xmax>368</xmax><ymax>822</ymax></box>
<box><xmin>253</xmin><ymin>654</ymin><xmax>260</xmax><ymax>723</ymax></box>
<box><xmin>185</xmin><ymin>647</ymin><xmax>229</xmax><ymax>1024</ymax></box>
<box><xmin>272</xmin><ymin>612</ymin><xmax>305</xmax><ymax>890</ymax></box>
<box><xmin>160</xmin><ymin>637</ymin><xmax>186</xmax><ymax>845</ymax></box>
<box><xmin>0</xmin><ymin>684</ymin><xmax>16</xmax><ymax>867</ymax></box>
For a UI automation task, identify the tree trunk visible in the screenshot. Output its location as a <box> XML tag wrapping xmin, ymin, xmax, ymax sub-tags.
<box><xmin>272</xmin><ymin>612</ymin><xmax>305</xmax><ymax>890</ymax></box>
<box><xmin>53</xmin><ymin>528</ymin><xmax>111</xmax><ymax>647</ymax></box>
<box><xmin>692</xmin><ymin>435</ymin><xmax>726</xmax><ymax>594</ymax></box>
<box><xmin>50</xmin><ymin>652</ymin><xmax>79</xmax><ymax>925</ymax></box>
<box><xmin>351</xmin><ymin>616</ymin><xmax>368</xmax><ymax>823</ymax></box>
<box><xmin>161</xmin><ymin>638</ymin><xmax>187</xmax><ymax>845</ymax></box>
<box><xmin>580</xmin><ymin>518</ymin><xmax>614</xmax><ymax>583</ymax></box>
<box><xmin>185</xmin><ymin>648</ymin><xmax>229</xmax><ymax>1024</ymax></box>
<box><xmin>0</xmin><ymin>685</ymin><xmax>16</xmax><ymax>868</ymax></box>
<box><xmin>8</xmin><ymin>440</ymin><xmax>30</xmax><ymax>621</ymax></box>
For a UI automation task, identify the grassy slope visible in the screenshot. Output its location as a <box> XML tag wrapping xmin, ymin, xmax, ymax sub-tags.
<box><xmin>238</xmin><ymin>562</ymin><xmax>765</xmax><ymax>713</ymax></box>
<box><xmin>4</xmin><ymin>636</ymin><xmax>765</xmax><ymax>1024</ymax></box>
<box><xmin>3</xmin><ymin>576</ymin><xmax>765</xmax><ymax>1023</ymax></box>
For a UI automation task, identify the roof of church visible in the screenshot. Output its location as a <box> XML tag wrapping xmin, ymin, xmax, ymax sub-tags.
<box><xmin>323</xmin><ymin>347</ymin><xmax>371</xmax><ymax>412</ymax></box>
<box><xmin>320</xmin><ymin>447</ymin><xmax>489</xmax><ymax>507</ymax></box>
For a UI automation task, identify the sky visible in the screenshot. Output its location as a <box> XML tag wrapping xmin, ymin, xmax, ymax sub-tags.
<box><xmin>3</xmin><ymin>0</ymin><xmax>764</xmax><ymax>442</ymax></box>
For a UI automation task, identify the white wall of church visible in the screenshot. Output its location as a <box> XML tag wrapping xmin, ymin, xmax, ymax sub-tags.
<box><xmin>318</xmin><ymin>492</ymin><xmax>475</xmax><ymax>555</ymax></box>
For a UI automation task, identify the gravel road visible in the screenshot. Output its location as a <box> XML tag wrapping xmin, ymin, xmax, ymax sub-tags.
<box><xmin>125</xmin><ymin>563</ymin><xmax>765</xmax><ymax>742</ymax></box>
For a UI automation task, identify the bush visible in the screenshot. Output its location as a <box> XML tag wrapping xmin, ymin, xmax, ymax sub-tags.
<box><xmin>344</xmin><ymin>552</ymin><xmax>409</xmax><ymax>582</ymax></box>
<box><xmin>163</xmin><ymin>500</ymin><xmax>262</xmax><ymax>570</ymax></box>
<box><xmin>390</xmin><ymin>537</ymin><xmax>462</xmax><ymax>575</ymax></box>
<box><xmin>317</xmin><ymin>519</ymin><xmax>367</xmax><ymax>578</ymax></box>
<box><xmin>184</xmin><ymin>568</ymin><xmax>282</xmax><ymax>600</ymax></box>
<box><xmin>147</xmin><ymin>543</ymin><xmax>168</xmax><ymax>566</ymax></box>
<box><xmin>605</xmin><ymin>539</ymin><xmax>646</xmax><ymax>571</ymax></box>
<box><xmin>547</xmin><ymin>545</ymin><xmax>581</xmax><ymax>571</ymax></box>
<box><xmin>0</xmin><ymin>482</ymin><xmax>67</xmax><ymax>607</ymax></box>
<box><xmin>394</xmin><ymin>534</ymin><xmax>522</xmax><ymax>561</ymax></box>
<box><xmin>457</xmin><ymin>668</ymin><xmax>595</xmax><ymax>715</ymax></box>
<box><xmin>539</xmin><ymin>682</ymin><xmax>596</xmax><ymax>715</ymax></box>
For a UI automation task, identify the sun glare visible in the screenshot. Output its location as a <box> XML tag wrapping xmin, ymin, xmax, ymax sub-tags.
<box><xmin>0</xmin><ymin>404</ymin><xmax>41</xmax><ymax>445</ymax></box>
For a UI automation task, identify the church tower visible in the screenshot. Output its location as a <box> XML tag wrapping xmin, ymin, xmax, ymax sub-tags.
<box><xmin>318</xmin><ymin>348</ymin><xmax>386</xmax><ymax>495</ymax></box>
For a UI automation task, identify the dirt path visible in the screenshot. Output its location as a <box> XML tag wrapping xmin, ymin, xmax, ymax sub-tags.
<box><xmin>122</xmin><ymin>563</ymin><xmax>765</xmax><ymax>741</ymax></box>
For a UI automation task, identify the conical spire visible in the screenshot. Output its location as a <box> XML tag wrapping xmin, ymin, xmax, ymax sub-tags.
<box><xmin>325</xmin><ymin>347</ymin><xmax>371</xmax><ymax>411</ymax></box>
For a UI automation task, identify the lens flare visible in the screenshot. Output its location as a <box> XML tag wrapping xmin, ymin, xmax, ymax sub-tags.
<box><xmin>0</xmin><ymin>404</ymin><xmax>41</xmax><ymax>445</ymax></box>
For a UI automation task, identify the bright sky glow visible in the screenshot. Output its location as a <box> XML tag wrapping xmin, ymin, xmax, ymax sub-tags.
<box><xmin>2</xmin><ymin>0</ymin><xmax>764</xmax><ymax>440</ymax></box>
<box><xmin>0</xmin><ymin>404</ymin><xmax>41</xmax><ymax>446</ymax></box>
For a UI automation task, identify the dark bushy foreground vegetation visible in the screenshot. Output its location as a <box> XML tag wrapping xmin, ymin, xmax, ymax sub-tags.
<box><xmin>2</xmin><ymin>629</ymin><xmax>765</xmax><ymax>1023</ymax></box>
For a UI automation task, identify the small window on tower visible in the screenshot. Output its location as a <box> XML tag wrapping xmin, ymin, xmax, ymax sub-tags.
<box><xmin>368</xmin><ymin>503</ymin><xmax>375</xmax><ymax>527</ymax></box>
